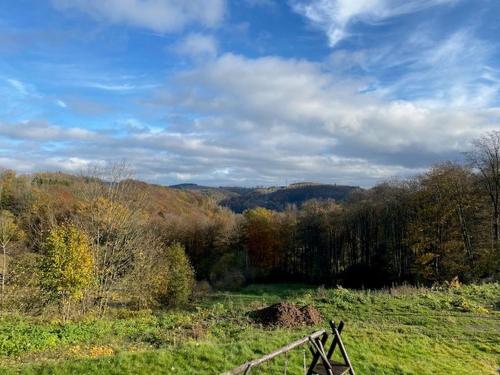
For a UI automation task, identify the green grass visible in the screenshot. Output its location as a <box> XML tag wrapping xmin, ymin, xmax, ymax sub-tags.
<box><xmin>0</xmin><ymin>283</ymin><xmax>498</xmax><ymax>374</ymax></box>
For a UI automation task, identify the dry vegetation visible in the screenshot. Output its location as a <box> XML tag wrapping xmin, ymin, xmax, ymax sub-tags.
<box><xmin>0</xmin><ymin>132</ymin><xmax>498</xmax><ymax>374</ymax></box>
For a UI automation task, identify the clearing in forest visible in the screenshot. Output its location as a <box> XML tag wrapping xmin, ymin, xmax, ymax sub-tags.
<box><xmin>0</xmin><ymin>283</ymin><xmax>498</xmax><ymax>374</ymax></box>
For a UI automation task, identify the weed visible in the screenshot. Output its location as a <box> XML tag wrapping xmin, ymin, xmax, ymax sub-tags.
<box><xmin>0</xmin><ymin>283</ymin><xmax>498</xmax><ymax>375</ymax></box>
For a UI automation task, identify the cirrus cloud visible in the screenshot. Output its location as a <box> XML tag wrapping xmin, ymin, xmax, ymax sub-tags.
<box><xmin>51</xmin><ymin>0</ymin><xmax>226</xmax><ymax>33</ymax></box>
<box><xmin>291</xmin><ymin>0</ymin><xmax>459</xmax><ymax>46</ymax></box>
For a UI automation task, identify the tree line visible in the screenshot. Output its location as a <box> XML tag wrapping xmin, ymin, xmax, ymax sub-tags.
<box><xmin>174</xmin><ymin>131</ymin><xmax>499</xmax><ymax>288</ymax></box>
<box><xmin>0</xmin><ymin>132</ymin><xmax>498</xmax><ymax>318</ymax></box>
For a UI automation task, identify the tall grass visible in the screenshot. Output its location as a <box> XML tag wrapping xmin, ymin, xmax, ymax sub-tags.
<box><xmin>0</xmin><ymin>283</ymin><xmax>498</xmax><ymax>374</ymax></box>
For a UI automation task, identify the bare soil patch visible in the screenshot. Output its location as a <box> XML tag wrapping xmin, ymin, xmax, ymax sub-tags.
<box><xmin>250</xmin><ymin>303</ymin><xmax>322</xmax><ymax>328</ymax></box>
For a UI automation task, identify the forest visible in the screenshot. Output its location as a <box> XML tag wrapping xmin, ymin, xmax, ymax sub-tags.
<box><xmin>0</xmin><ymin>131</ymin><xmax>498</xmax><ymax>318</ymax></box>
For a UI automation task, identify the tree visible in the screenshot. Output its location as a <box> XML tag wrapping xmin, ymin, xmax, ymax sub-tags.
<box><xmin>75</xmin><ymin>164</ymin><xmax>148</xmax><ymax>314</ymax></box>
<box><xmin>0</xmin><ymin>170</ymin><xmax>18</xmax><ymax>211</ymax></box>
<box><xmin>0</xmin><ymin>210</ymin><xmax>24</xmax><ymax>303</ymax></box>
<box><xmin>127</xmin><ymin>240</ymin><xmax>194</xmax><ymax>307</ymax></box>
<box><xmin>0</xmin><ymin>170</ymin><xmax>32</xmax><ymax>214</ymax></box>
<box><xmin>410</xmin><ymin>165</ymin><xmax>480</xmax><ymax>282</ymax></box>
<box><xmin>40</xmin><ymin>225</ymin><xmax>94</xmax><ymax>319</ymax></box>
<box><xmin>243</xmin><ymin>208</ymin><xmax>281</xmax><ymax>274</ymax></box>
<box><xmin>296</xmin><ymin>200</ymin><xmax>338</xmax><ymax>283</ymax></box>
<box><xmin>163</xmin><ymin>242</ymin><xmax>195</xmax><ymax>306</ymax></box>
<box><xmin>467</xmin><ymin>131</ymin><xmax>500</xmax><ymax>253</ymax></box>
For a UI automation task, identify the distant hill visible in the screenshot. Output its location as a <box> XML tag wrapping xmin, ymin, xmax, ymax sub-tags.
<box><xmin>31</xmin><ymin>172</ymin><xmax>223</xmax><ymax>219</ymax></box>
<box><xmin>170</xmin><ymin>182</ymin><xmax>360</xmax><ymax>213</ymax></box>
<box><xmin>31</xmin><ymin>175</ymin><xmax>358</xmax><ymax>217</ymax></box>
<box><xmin>169</xmin><ymin>183</ymin><xmax>241</xmax><ymax>202</ymax></box>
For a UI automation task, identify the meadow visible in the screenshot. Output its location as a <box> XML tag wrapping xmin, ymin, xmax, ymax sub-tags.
<box><xmin>0</xmin><ymin>283</ymin><xmax>498</xmax><ymax>375</ymax></box>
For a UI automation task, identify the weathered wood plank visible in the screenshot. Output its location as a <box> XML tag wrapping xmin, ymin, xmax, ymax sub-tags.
<box><xmin>307</xmin><ymin>330</ymin><xmax>329</xmax><ymax>375</ymax></box>
<box><xmin>220</xmin><ymin>329</ymin><xmax>326</xmax><ymax>375</ymax></box>
<box><xmin>309</xmin><ymin>336</ymin><xmax>334</xmax><ymax>375</ymax></box>
<box><xmin>331</xmin><ymin>323</ymin><xmax>355</xmax><ymax>375</ymax></box>
<box><xmin>326</xmin><ymin>321</ymin><xmax>344</xmax><ymax>359</ymax></box>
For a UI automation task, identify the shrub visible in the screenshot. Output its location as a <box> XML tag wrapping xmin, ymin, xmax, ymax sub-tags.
<box><xmin>163</xmin><ymin>242</ymin><xmax>195</xmax><ymax>306</ymax></box>
<box><xmin>39</xmin><ymin>225</ymin><xmax>94</xmax><ymax>318</ymax></box>
<box><xmin>128</xmin><ymin>241</ymin><xmax>194</xmax><ymax>308</ymax></box>
<box><xmin>328</xmin><ymin>286</ymin><xmax>360</xmax><ymax>310</ymax></box>
<box><xmin>4</xmin><ymin>252</ymin><xmax>44</xmax><ymax>312</ymax></box>
<box><xmin>193</xmin><ymin>280</ymin><xmax>213</xmax><ymax>299</ymax></box>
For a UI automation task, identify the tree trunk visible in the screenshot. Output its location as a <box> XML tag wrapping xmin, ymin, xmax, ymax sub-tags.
<box><xmin>1</xmin><ymin>244</ymin><xmax>5</xmax><ymax>306</ymax></box>
<box><xmin>493</xmin><ymin>202</ymin><xmax>499</xmax><ymax>243</ymax></box>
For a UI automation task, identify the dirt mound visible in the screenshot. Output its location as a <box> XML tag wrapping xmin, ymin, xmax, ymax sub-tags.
<box><xmin>300</xmin><ymin>305</ymin><xmax>323</xmax><ymax>325</ymax></box>
<box><xmin>250</xmin><ymin>303</ymin><xmax>322</xmax><ymax>328</ymax></box>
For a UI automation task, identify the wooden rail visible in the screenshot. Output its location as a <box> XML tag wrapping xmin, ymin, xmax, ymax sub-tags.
<box><xmin>221</xmin><ymin>329</ymin><xmax>326</xmax><ymax>375</ymax></box>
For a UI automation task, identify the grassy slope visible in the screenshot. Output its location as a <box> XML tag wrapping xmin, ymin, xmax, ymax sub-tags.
<box><xmin>0</xmin><ymin>284</ymin><xmax>498</xmax><ymax>374</ymax></box>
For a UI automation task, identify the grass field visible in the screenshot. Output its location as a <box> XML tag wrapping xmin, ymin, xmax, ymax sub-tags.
<box><xmin>0</xmin><ymin>283</ymin><xmax>498</xmax><ymax>374</ymax></box>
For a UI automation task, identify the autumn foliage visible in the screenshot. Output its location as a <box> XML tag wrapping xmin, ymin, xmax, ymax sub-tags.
<box><xmin>0</xmin><ymin>132</ymin><xmax>498</xmax><ymax>319</ymax></box>
<box><xmin>40</xmin><ymin>225</ymin><xmax>93</xmax><ymax>318</ymax></box>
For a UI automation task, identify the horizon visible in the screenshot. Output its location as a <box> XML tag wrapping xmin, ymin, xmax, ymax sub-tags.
<box><xmin>169</xmin><ymin>180</ymin><xmax>360</xmax><ymax>188</ymax></box>
<box><xmin>17</xmin><ymin>168</ymin><xmax>362</xmax><ymax>189</ymax></box>
<box><xmin>1</xmin><ymin>1</ymin><xmax>499</xmax><ymax>187</ymax></box>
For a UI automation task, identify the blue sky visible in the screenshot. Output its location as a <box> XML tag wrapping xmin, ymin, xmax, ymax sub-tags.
<box><xmin>0</xmin><ymin>0</ymin><xmax>499</xmax><ymax>186</ymax></box>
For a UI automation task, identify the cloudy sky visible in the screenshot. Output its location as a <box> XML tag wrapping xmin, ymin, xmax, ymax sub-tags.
<box><xmin>1</xmin><ymin>0</ymin><xmax>499</xmax><ymax>186</ymax></box>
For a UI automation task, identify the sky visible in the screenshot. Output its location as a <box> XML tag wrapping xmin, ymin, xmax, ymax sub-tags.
<box><xmin>0</xmin><ymin>0</ymin><xmax>499</xmax><ymax>187</ymax></box>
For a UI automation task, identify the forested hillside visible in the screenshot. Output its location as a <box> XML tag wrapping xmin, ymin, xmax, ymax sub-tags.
<box><xmin>0</xmin><ymin>132</ymin><xmax>498</xmax><ymax>320</ymax></box>
<box><xmin>169</xmin><ymin>183</ymin><xmax>240</xmax><ymax>202</ymax></box>
<box><xmin>0</xmin><ymin>168</ymin><xmax>223</xmax><ymax>316</ymax></box>
<box><xmin>171</xmin><ymin>182</ymin><xmax>358</xmax><ymax>212</ymax></box>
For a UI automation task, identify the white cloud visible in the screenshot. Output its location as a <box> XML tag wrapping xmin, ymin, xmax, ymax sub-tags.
<box><xmin>82</xmin><ymin>82</ymin><xmax>158</xmax><ymax>92</ymax></box>
<box><xmin>55</xmin><ymin>99</ymin><xmax>67</xmax><ymax>108</ymax></box>
<box><xmin>354</xmin><ymin>29</ymin><xmax>499</xmax><ymax>108</ymax></box>
<box><xmin>174</xmin><ymin>33</ymin><xmax>218</xmax><ymax>59</ymax></box>
<box><xmin>291</xmin><ymin>0</ymin><xmax>459</xmax><ymax>46</ymax></box>
<box><xmin>1</xmin><ymin>54</ymin><xmax>497</xmax><ymax>187</ymax></box>
<box><xmin>51</xmin><ymin>0</ymin><xmax>225</xmax><ymax>33</ymax></box>
<box><xmin>0</xmin><ymin>120</ymin><xmax>95</xmax><ymax>141</ymax></box>
<box><xmin>172</xmin><ymin>53</ymin><xmax>496</xmax><ymax>151</ymax></box>
<box><xmin>45</xmin><ymin>156</ymin><xmax>99</xmax><ymax>171</ymax></box>
<box><xmin>137</xmin><ymin>53</ymin><xmax>498</xmax><ymax>184</ymax></box>
<box><xmin>84</xmin><ymin>82</ymin><xmax>137</xmax><ymax>91</ymax></box>
<box><xmin>6</xmin><ymin>78</ymin><xmax>29</xmax><ymax>96</ymax></box>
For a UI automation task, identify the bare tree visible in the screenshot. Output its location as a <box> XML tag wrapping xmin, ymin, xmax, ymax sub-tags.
<box><xmin>76</xmin><ymin>163</ymin><xmax>148</xmax><ymax>314</ymax></box>
<box><xmin>466</xmin><ymin>131</ymin><xmax>500</xmax><ymax>252</ymax></box>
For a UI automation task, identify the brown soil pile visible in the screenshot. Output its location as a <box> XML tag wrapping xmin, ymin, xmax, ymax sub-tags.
<box><xmin>250</xmin><ymin>303</ymin><xmax>322</xmax><ymax>328</ymax></box>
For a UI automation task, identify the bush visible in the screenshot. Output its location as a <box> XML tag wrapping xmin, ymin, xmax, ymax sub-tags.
<box><xmin>328</xmin><ymin>286</ymin><xmax>361</xmax><ymax>310</ymax></box>
<box><xmin>162</xmin><ymin>242</ymin><xmax>195</xmax><ymax>306</ymax></box>
<box><xmin>4</xmin><ymin>253</ymin><xmax>44</xmax><ymax>312</ymax></box>
<box><xmin>193</xmin><ymin>280</ymin><xmax>213</xmax><ymax>299</ymax></box>
<box><xmin>39</xmin><ymin>225</ymin><xmax>94</xmax><ymax>318</ymax></box>
<box><xmin>128</xmin><ymin>241</ymin><xmax>194</xmax><ymax>308</ymax></box>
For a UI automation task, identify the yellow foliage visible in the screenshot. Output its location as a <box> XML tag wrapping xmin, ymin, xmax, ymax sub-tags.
<box><xmin>40</xmin><ymin>225</ymin><xmax>94</xmax><ymax>301</ymax></box>
<box><xmin>69</xmin><ymin>345</ymin><xmax>114</xmax><ymax>358</ymax></box>
<box><xmin>88</xmin><ymin>346</ymin><xmax>114</xmax><ymax>357</ymax></box>
<box><xmin>78</xmin><ymin>196</ymin><xmax>148</xmax><ymax>232</ymax></box>
<box><xmin>417</xmin><ymin>252</ymin><xmax>438</xmax><ymax>265</ymax></box>
<box><xmin>0</xmin><ymin>210</ymin><xmax>24</xmax><ymax>246</ymax></box>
